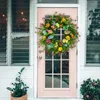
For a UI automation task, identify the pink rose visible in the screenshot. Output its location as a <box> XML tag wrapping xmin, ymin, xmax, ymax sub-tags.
<box><xmin>47</xmin><ymin>30</ymin><xmax>53</xmax><ymax>34</ymax></box>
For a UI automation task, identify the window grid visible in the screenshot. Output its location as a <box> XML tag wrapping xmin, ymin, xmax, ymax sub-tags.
<box><xmin>45</xmin><ymin>28</ymin><xmax>69</xmax><ymax>88</ymax></box>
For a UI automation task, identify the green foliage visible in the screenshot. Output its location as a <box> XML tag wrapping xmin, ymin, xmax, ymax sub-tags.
<box><xmin>7</xmin><ymin>67</ymin><xmax>29</xmax><ymax>97</ymax></box>
<box><xmin>80</xmin><ymin>78</ymin><xmax>100</xmax><ymax>100</ymax></box>
<box><xmin>37</xmin><ymin>12</ymin><xmax>79</xmax><ymax>54</ymax></box>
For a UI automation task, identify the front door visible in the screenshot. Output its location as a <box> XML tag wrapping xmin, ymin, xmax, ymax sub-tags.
<box><xmin>37</xmin><ymin>8</ymin><xmax>77</xmax><ymax>98</ymax></box>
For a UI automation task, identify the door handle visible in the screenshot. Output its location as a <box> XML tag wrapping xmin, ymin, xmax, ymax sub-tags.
<box><xmin>38</xmin><ymin>56</ymin><xmax>42</xmax><ymax>60</ymax></box>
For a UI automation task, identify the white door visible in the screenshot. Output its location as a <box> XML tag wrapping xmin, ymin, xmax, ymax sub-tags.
<box><xmin>37</xmin><ymin>8</ymin><xmax>77</xmax><ymax>98</ymax></box>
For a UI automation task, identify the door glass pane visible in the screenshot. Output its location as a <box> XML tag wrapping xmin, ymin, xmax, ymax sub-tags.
<box><xmin>54</xmin><ymin>75</ymin><xmax>60</xmax><ymax>88</ymax></box>
<box><xmin>12</xmin><ymin>0</ymin><xmax>29</xmax><ymax>32</ymax></box>
<box><xmin>62</xmin><ymin>52</ymin><xmax>69</xmax><ymax>59</ymax></box>
<box><xmin>45</xmin><ymin>61</ymin><xmax>52</xmax><ymax>73</ymax></box>
<box><xmin>62</xmin><ymin>61</ymin><xmax>69</xmax><ymax>73</ymax></box>
<box><xmin>45</xmin><ymin>52</ymin><xmax>52</xmax><ymax>59</ymax></box>
<box><xmin>0</xmin><ymin>0</ymin><xmax>7</xmax><ymax>64</ymax></box>
<box><xmin>54</xmin><ymin>60</ymin><xmax>60</xmax><ymax>73</ymax></box>
<box><xmin>38</xmin><ymin>0</ymin><xmax>78</xmax><ymax>4</ymax></box>
<box><xmin>45</xmin><ymin>75</ymin><xmax>52</xmax><ymax>88</ymax></box>
<box><xmin>62</xmin><ymin>75</ymin><xmax>69</xmax><ymax>88</ymax></box>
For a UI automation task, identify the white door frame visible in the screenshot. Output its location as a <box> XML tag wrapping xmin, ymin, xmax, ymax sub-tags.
<box><xmin>33</xmin><ymin>0</ymin><xmax>82</xmax><ymax>99</ymax></box>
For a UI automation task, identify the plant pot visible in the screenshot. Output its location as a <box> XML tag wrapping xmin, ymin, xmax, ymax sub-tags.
<box><xmin>11</xmin><ymin>94</ymin><xmax>27</xmax><ymax>100</ymax></box>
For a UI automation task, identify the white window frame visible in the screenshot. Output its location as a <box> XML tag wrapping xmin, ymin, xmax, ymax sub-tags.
<box><xmin>82</xmin><ymin>0</ymin><xmax>100</xmax><ymax>67</ymax></box>
<box><xmin>5</xmin><ymin>0</ymin><xmax>34</xmax><ymax>66</ymax></box>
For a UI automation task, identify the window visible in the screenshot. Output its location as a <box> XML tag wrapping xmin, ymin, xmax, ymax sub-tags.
<box><xmin>11</xmin><ymin>0</ymin><xmax>29</xmax><ymax>65</ymax></box>
<box><xmin>0</xmin><ymin>0</ymin><xmax>30</xmax><ymax>66</ymax></box>
<box><xmin>86</xmin><ymin>0</ymin><xmax>100</xmax><ymax>64</ymax></box>
<box><xmin>0</xmin><ymin>0</ymin><xmax>7</xmax><ymax>65</ymax></box>
<box><xmin>38</xmin><ymin>0</ymin><xmax>78</xmax><ymax>4</ymax></box>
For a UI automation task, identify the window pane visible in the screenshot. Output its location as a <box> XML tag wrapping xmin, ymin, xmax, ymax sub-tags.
<box><xmin>45</xmin><ymin>75</ymin><xmax>52</xmax><ymax>88</ymax></box>
<box><xmin>0</xmin><ymin>0</ymin><xmax>7</xmax><ymax>64</ymax></box>
<box><xmin>38</xmin><ymin>0</ymin><xmax>78</xmax><ymax>4</ymax></box>
<box><xmin>12</xmin><ymin>36</ymin><xmax>29</xmax><ymax>65</ymax></box>
<box><xmin>12</xmin><ymin>0</ymin><xmax>29</xmax><ymax>32</ymax></box>
<box><xmin>86</xmin><ymin>0</ymin><xmax>100</xmax><ymax>64</ymax></box>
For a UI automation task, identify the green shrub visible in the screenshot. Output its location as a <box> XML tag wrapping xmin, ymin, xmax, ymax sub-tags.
<box><xmin>80</xmin><ymin>78</ymin><xmax>100</xmax><ymax>100</ymax></box>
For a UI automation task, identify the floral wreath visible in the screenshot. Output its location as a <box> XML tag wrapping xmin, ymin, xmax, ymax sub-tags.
<box><xmin>37</xmin><ymin>12</ymin><xmax>79</xmax><ymax>54</ymax></box>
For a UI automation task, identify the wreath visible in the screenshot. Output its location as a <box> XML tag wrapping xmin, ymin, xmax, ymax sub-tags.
<box><xmin>37</xmin><ymin>12</ymin><xmax>79</xmax><ymax>54</ymax></box>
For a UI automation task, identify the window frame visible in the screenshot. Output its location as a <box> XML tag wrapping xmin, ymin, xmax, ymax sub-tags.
<box><xmin>0</xmin><ymin>0</ymin><xmax>33</xmax><ymax>66</ymax></box>
<box><xmin>85</xmin><ymin>0</ymin><xmax>100</xmax><ymax>66</ymax></box>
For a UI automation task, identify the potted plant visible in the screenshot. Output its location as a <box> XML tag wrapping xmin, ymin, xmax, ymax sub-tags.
<box><xmin>80</xmin><ymin>78</ymin><xmax>100</xmax><ymax>100</ymax></box>
<box><xmin>7</xmin><ymin>67</ymin><xmax>29</xmax><ymax>100</ymax></box>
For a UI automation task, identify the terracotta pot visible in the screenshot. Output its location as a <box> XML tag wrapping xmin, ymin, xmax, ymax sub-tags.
<box><xmin>11</xmin><ymin>94</ymin><xmax>27</xmax><ymax>100</ymax></box>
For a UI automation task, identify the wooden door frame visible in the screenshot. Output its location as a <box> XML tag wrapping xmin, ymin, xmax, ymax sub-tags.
<box><xmin>33</xmin><ymin>1</ymin><xmax>81</xmax><ymax>98</ymax></box>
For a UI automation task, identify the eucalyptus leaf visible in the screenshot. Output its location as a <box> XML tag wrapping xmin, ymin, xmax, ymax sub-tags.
<box><xmin>42</xmin><ymin>30</ymin><xmax>47</xmax><ymax>35</ymax></box>
<box><xmin>47</xmin><ymin>43</ymin><xmax>54</xmax><ymax>49</ymax></box>
<box><xmin>48</xmin><ymin>35</ymin><xmax>54</xmax><ymax>39</ymax></box>
<box><xmin>63</xmin><ymin>44</ymin><xmax>68</xmax><ymax>47</ymax></box>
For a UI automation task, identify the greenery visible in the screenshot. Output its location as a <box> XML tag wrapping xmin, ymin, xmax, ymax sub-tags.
<box><xmin>37</xmin><ymin>12</ymin><xmax>79</xmax><ymax>54</ymax></box>
<box><xmin>7</xmin><ymin>67</ymin><xmax>29</xmax><ymax>97</ymax></box>
<box><xmin>80</xmin><ymin>78</ymin><xmax>100</xmax><ymax>100</ymax></box>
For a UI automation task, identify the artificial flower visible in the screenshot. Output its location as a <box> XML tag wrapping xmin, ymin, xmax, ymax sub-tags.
<box><xmin>61</xmin><ymin>17</ymin><xmax>66</xmax><ymax>22</ymax></box>
<box><xmin>58</xmin><ymin>47</ymin><xmax>63</xmax><ymax>51</ymax></box>
<box><xmin>46</xmin><ymin>39</ymin><xmax>51</xmax><ymax>44</ymax></box>
<box><xmin>64</xmin><ymin>30</ymin><xmax>70</xmax><ymax>34</ymax></box>
<box><xmin>56</xmin><ymin>23</ymin><xmax>60</xmax><ymax>28</ymax></box>
<box><xmin>71</xmin><ymin>33</ymin><xmax>75</xmax><ymax>38</ymax></box>
<box><xmin>42</xmin><ymin>36</ymin><xmax>46</xmax><ymax>40</ymax></box>
<box><xmin>46</xmin><ymin>23</ymin><xmax>50</xmax><ymax>28</ymax></box>
<box><xmin>47</xmin><ymin>30</ymin><xmax>53</xmax><ymax>34</ymax></box>
<box><xmin>62</xmin><ymin>39</ymin><xmax>66</xmax><ymax>43</ymax></box>
<box><xmin>66</xmin><ymin>36</ymin><xmax>70</xmax><ymax>40</ymax></box>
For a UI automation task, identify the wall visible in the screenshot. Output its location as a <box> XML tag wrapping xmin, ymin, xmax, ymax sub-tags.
<box><xmin>0</xmin><ymin>0</ymin><xmax>100</xmax><ymax>100</ymax></box>
<box><xmin>0</xmin><ymin>67</ymin><xmax>33</xmax><ymax>100</ymax></box>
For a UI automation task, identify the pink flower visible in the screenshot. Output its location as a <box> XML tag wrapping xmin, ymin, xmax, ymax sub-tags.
<box><xmin>46</xmin><ymin>39</ymin><xmax>51</xmax><ymax>44</ymax></box>
<box><xmin>94</xmin><ymin>82</ymin><xmax>97</xmax><ymax>86</ymax></box>
<box><xmin>86</xmin><ymin>95</ymin><xmax>89</xmax><ymax>98</ymax></box>
<box><xmin>47</xmin><ymin>30</ymin><xmax>53</xmax><ymax>34</ymax></box>
<box><xmin>51</xmin><ymin>26</ymin><xmax>55</xmax><ymax>29</ymax></box>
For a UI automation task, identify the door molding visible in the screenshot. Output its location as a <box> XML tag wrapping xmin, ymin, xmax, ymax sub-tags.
<box><xmin>33</xmin><ymin>2</ymin><xmax>81</xmax><ymax>98</ymax></box>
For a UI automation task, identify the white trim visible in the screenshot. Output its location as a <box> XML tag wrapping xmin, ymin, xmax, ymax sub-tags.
<box><xmin>36</xmin><ymin>4</ymin><xmax>79</xmax><ymax>7</ymax></box>
<box><xmin>29</xmin><ymin>0</ymin><xmax>34</xmax><ymax>66</ymax></box>
<box><xmin>7</xmin><ymin>0</ymin><xmax>12</xmax><ymax>65</ymax></box>
<box><xmin>77</xmin><ymin>0</ymin><xmax>81</xmax><ymax>98</ymax></box>
<box><xmin>34</xmin><ymin>0</ymin><xmax>38</xmax><ymax>98</ymax></box>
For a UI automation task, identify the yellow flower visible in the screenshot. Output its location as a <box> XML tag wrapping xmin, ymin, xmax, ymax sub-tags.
<box><xmin>56</xmin><ymin>23</ymin><xmax>60</xmax><ymax>28</ymax></box>
<box><xmin>66</xmin><ymin>36</ymin><xmax>70</xmax><ymax>40</ymax></box>
<box><xmin>55</xmin><ymin>42</ymin><xmax>58</xmax><ymax>48</ymax></box>
<box><xmin>58</xmin><ymin>47</ymin><xmax>63</xmax><ymax>51</ymax></box>
<box><xmin>42</xmin><ymin>36</ymin><xmax>46</xmax><ymax>40</ymax></box>
<box><xmin>46</xmin><ymin>23</ymin><xmax>50</xmax><ymax>28</ymax></box>
<box><xmin>62</xmin><ymin>39</ymin><xmax>66</xmax><ymax>43</ymax></box>
<box><xmin>65</xmin><ymin>40</ymin><xmax>68</xmax><ymax>43</ymax></box>
<box><xmin>61</xmin><ymin>18</ymin><xmax>66</xmax><ymax>22</ymax></box>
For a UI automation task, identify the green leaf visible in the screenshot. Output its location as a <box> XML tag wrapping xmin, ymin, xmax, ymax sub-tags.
<box><xmin>7</xmin><ymin>87</ymin><xmax>13</xmax><ymax>92</ymax></box>
<box><xmin>48</xmin><ymin>35</ymin><xmax>54</xmax><ymax>39</ymax></box>
<box><xmin>20</xmin><ymin>67</ymin><xmax>25</xmax><ymax>73</ymax></box>
<box><xmin>63</xmin><ymin>25</ymin><xmax>69</xmax><ymax>30</ymax></box>
<box><xmin>63</xmin><ymin>44</ymin><xmax>68</xmax><ymax>47</ymax></box>
<box><xmin>42</xmin><ymin>30</ymin><xmax>47</xmax><ymax>35</ymax></box>
<box><xmin>47</xmin><ymin>44</ymin><xmax>54</xmax><ymax>49</ymax></box>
